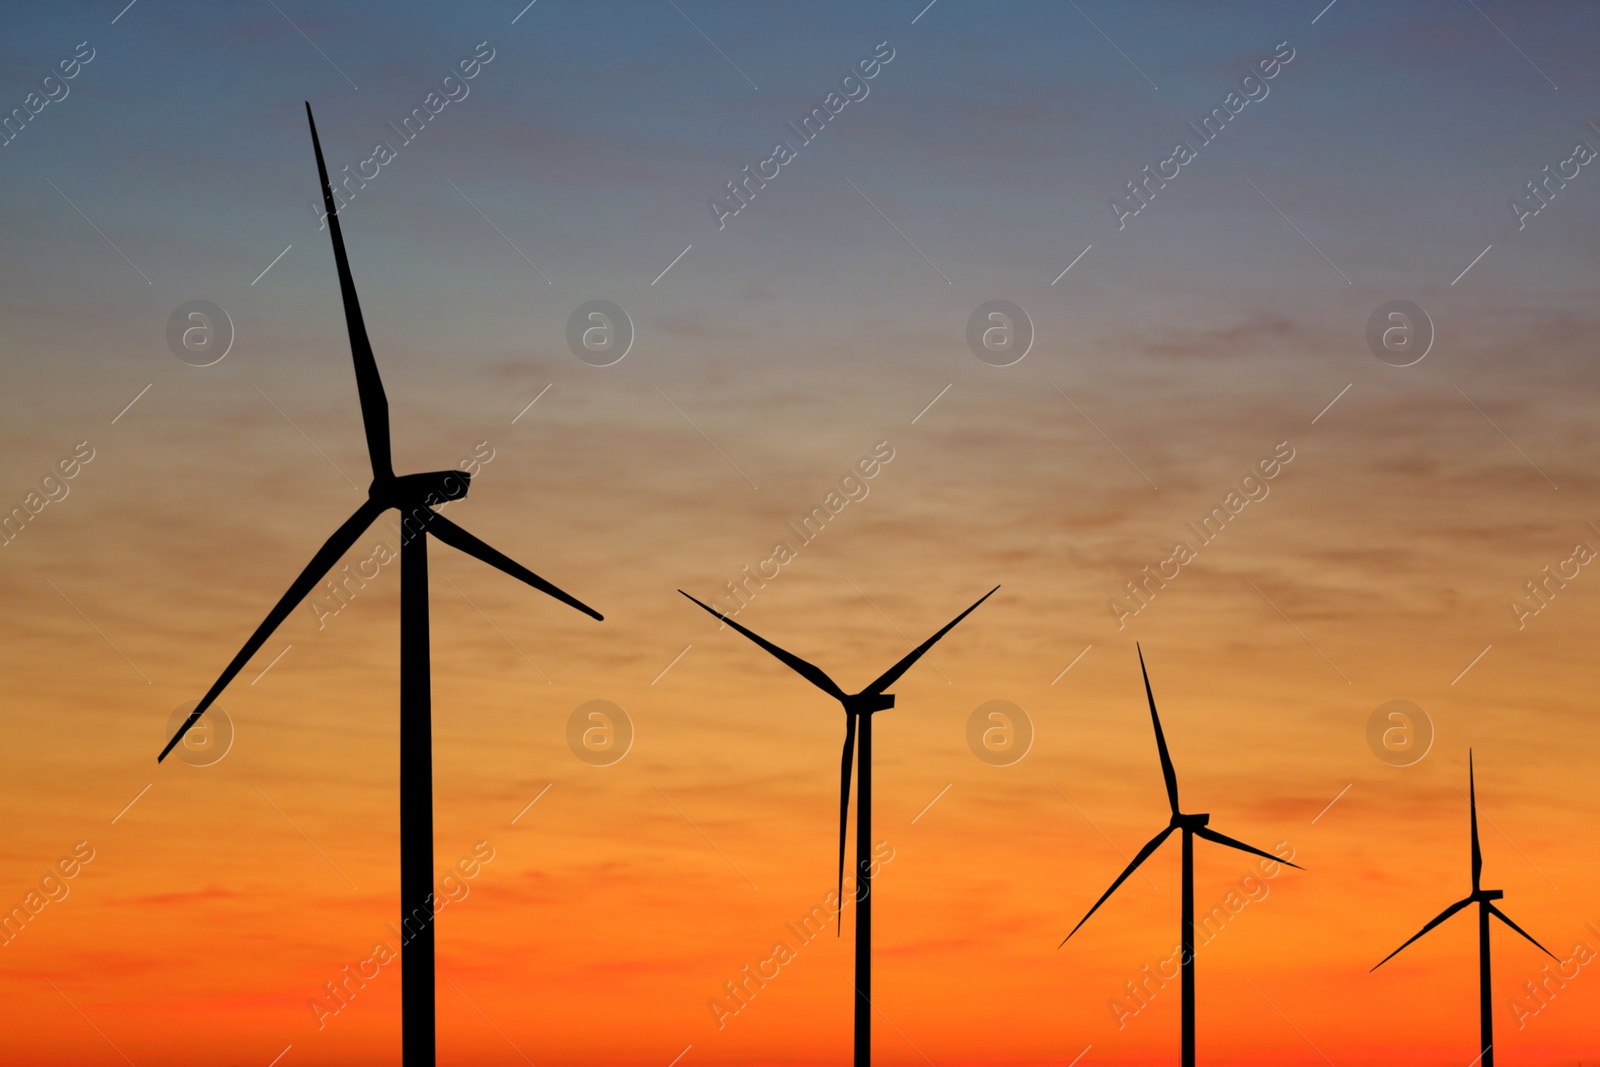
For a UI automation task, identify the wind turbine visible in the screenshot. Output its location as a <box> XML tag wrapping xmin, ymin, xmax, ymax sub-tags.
<box><xmin>158</xmin><ymin>103</ymin><xmax>603</xmax><ymax>1067</ymax></box>
<box><xmin>680</xmin><ymin>585</ymin><xmax>997</xmax><ymax>1067</ymax></box>
<box><xmin>1371</xmin><ymin>752</ymin><xmax>1557</xmax><ymax>1067</ymax></box>
<box><xmin>1060</xmin><ymin>645</ymin><xmax>1300</xmax><ymax>1067</ymax></box>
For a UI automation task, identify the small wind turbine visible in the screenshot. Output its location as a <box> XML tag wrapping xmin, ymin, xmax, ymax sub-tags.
<box><xmin>1372</xmin><ymin>752</ymin><xmax>1557</xmax><ymax>1067</ymax></box>
<box><xmin>1060</xmin><ymin>645</ymin><xmax>1300</xmax><ymax>1067</ymax></box>
<box><xmin>680</xmin><ymin>586</ymin><xmax>997</xmax><ymax>1067</ymax></box>
<box><xmin>159</xmin><ymin>103</ymin><xmax>602</xmax><ymax>1067</ymax></box>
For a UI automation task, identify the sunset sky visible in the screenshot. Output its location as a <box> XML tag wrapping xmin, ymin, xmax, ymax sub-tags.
<box><xmin>4</xmin><ymin>1</ymin><xmax>1600</xmax><ymax>1064</ymax></box>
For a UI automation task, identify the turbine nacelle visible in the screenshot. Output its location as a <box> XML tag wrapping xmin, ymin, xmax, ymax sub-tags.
<box><xmin>1173</xmin><ymin>812</ymin><xmax>1211</xmax><ymax>831</ymax></box>
<box><xmin>376</xmin><ymin>470</ymin><xmax>472</xmax><ymax>509</ymax></box>
<box><xmin>846</xmin><ymin>693</ymin><xmax>896</xmax><ymax>715</ymax></box>
<box><xmin>1475</xmin><ymin>888</ymin><xmax>1505</xmax><ymax>902</ymax></box>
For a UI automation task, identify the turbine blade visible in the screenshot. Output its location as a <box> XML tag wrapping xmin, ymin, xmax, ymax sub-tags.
<box><xmin>1137</xmin><ymin>644</ymin><xmax>1180</xmax><ymax>815</ymax></box>
<box><xmin>427</xmin><ymin>513</ymin><xmax>602</xmax><ymax>620</ymax></box>
<box><xmin>864</xmin><ymin>586</ymin><xmax>998</xmax><ymax>695</ymax></box>
<box><xmin>1469</xmin><ymin>750</ymin><xmax>1483</xmax><ymax>893</ymax></box>
<box><xmin>1489</xmin><ymin>904</ymin><xmax>1559</xmax><ymax>961</ymax></box>
<box><xmin>158</xmin><ymin>499</ymin><xmax>384</xmax><ymax>762</ymax></box>
<box><xmin>305</xmin><ymin>103</ymin><xmax>393</xmax><ymax>481</ymax></box>
<box><xmin>678</xmin><ymin>591</ymin><xmax>846</xmax><ymax>701</ymax></box>
<box><xmin>835</xmin><ymin>712</ymin><xmax>858</xmax><ymax>937</ymax></box>
<box><xmin>1195</xmin><ymin>826</ymin><xmax>1303</xmax><ymax>870</ymax></box>
<box><xmin>1370</xmin><ymin>897</ymin><xmax>1473</xmax><ymax>970</ymax></box>
<box><xmin>1059</xmin><ymin>825</ymin><xmax>1175</xmax><ymax>947</ymax></box>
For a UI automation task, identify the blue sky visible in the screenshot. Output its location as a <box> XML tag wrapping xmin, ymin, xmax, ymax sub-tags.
<box><xmin>6</xmin><ymin>1</ymin><xmax>1598</xmax><ymax>367</ymax></box>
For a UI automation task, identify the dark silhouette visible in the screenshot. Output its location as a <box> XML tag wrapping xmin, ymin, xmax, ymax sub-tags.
<box><xmin>680</xmin><ymin>586</ymin><xmax>997</xmax><ymax>1067</ymax></box>
<box><xmin>1372</xmin><ymin>751</ymin><xmax>1556</xmax><ymax>1067</ymax></box>
<box><xmin>1060</xmin><ymin>645</ymin><xmax>1301</xmax><ymax>1067</ymax></box>
<box><xmin>159</xmin><ymin>103</ymin><xmax>602</xmax><ymax>1067</ymax></box>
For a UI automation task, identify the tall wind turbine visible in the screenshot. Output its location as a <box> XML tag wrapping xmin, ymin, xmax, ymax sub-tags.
<box><xmin>159</xmin><ymin>103</ymin><xmax>603</xmax><ymax>1067</ymax></box>
<box><xmin>1372</xmin><ymin>752</ymin><xmax>1557</xmax><ymax>1067</ymax></box>
<box><xmin>680</xmin><ymin>586</ymin><xmax>997</xmax><ymax>1067</ymax></box>
<box><xmin>1060</xmin><ymin>646</ymin><xmax>1300</xmax><ymax>1067</ymax></box>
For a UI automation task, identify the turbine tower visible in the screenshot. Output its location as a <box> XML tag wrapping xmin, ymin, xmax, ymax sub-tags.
<box><xmin>159</xmin><ymin>103</ymin><xmax>603</xmax><ymax>1067</ymax></box>
<box><xmin>1372</xmin><ymin>752</ymin><xmax>1557</xmax><ymax>1067</ymax></box>
<box><xmin>680</xmin><ymin>586</ymin><xmax>996</xmax><ymax>1067</ymax></box>
<box><xmin>1060</xmin><ymin>646</ymin><xmax>1301</xmax><ymax>1067</ymax></box>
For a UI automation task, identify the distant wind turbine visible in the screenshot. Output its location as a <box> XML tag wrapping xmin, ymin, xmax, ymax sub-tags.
<box><xmin>1060</xmin><ymin>645</ymin><xmax>1301</xmax><ymax>1067</ymax></box>
<box><xmin>680</xmin><ymin>586</ymin><xmax>997</xmax><ymax>1067</ymax></box>
<box><xmin>1372</xmin><ymin>751</ymin><xmax>1556</xmax><ymax>1067</ymax></box>
<box><xmin>159</xmin><ymin>103</ymin><xmax>603</xmax><ymax>1067</ymax></box>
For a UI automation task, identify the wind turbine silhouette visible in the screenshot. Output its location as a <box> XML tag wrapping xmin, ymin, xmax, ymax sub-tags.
<box><xmin>1060</xmin><ymin>646</ymin><xmax>1300</xmax><ymax>1067</ymax></box>
<box><xmin>680</xmin><ymin>585</ymin><xmax>997</xmax><ymax>1067</ymax></box>
<box><xmin>1371</xmin><ymin>752</ymin><xmax>1556</xmax><ymax>1067</ymax></box>
<box><xmin>158</xmin><ymin>103</ymin><xmax>603</xmax><ymax>1067</ymax></box>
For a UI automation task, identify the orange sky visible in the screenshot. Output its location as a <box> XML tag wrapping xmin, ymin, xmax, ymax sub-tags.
<box><xmin>4</xmin><ymin>331</ymin><xmax>1599</xmax><ymax>1065</ymax></box>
